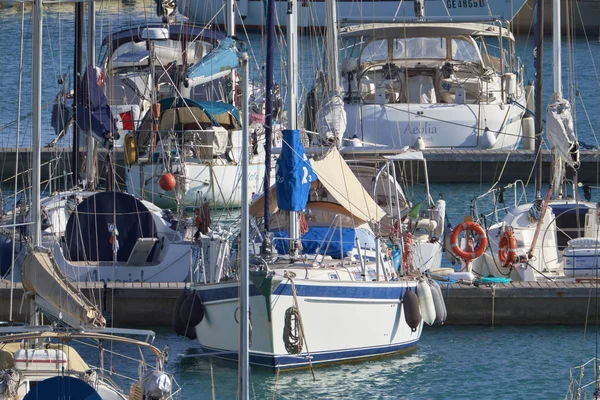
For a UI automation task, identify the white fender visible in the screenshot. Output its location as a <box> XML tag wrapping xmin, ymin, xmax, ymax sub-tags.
<box><xmin>416</xmin><ymin>278</ymin><xmax>436</xmax><ymax>326</ymax></box>
<box><xmin>429</xmin><ymin>280</ymin><xmax>447</xmax><ymax>325</ymax></box>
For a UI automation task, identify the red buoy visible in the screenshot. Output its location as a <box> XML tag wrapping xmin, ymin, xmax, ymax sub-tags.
<box><xmin>159</xmin><ymin>173</ymin><xmax>176</xmax><ymax>191</ymax></box>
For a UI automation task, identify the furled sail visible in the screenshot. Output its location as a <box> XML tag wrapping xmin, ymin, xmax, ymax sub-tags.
<box><xmin>76</xmin><ymin>66</ymin><xmax>119</xmax><ymax>147</ymax></box>
<box><xmin>546</xmin><ymin>98</ymin><xmax>579</xmax><ymax>190</ymax></box>
<box><xmin>275</xmin><ymin>129</ymin><xmax>316</xmax><ymax>212</ymax></box>
<box><xmin>315</xmin><ymin>94</ymin><xmax>347</xmax><ymax>146</ymax></box>
<box><xmin>22</xmin><ymin>249</ymin><xmax>106</xmax><ymax>328</ymax></box>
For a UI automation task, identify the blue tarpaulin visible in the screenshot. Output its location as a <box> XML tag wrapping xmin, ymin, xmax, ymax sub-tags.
<box><xmin>76</xmin><ymin>66</ymin><xmax>118</xmax><ymax>146</ymax></box>
<box><xmin>276</xmin><ymin>129</ymin><xmax>315</xmax><ymax>212</ymax></box>
<box><xmin>24</xmin><ymin>376</ymin><xmax>102</xmax><ymax>400</ymax></box>
<box><xmin>273</xmin><ymin>227</ymin><xmax>356</xmax><ymax>259</ymax></box>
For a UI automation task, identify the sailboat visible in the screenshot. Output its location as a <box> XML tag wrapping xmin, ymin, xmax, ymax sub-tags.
<box><xmin>346</xmin><ymin>150</ymin><xmax>447</xmax><ymax>273</ymax></box>
<box><xmin>0</xmin><ymin>1</ymin><xmax>180</xmax><ymax>399</ymax></box>
<box><xmin>1</xmin><ymin>4</ymin><xmax>205</xmax><ymax>284</ymax></box>
<box><xmin>450</xmin><ymin>0</ymin><xmax>594</xmax><ymax>283</ymax></box>
<box><xmin>99</xmin><ymin>18</ymin><xmax>277</xmax><ymax>210</ymax></box>
<box><xmin>176</xmin><ymin>0</ymin><xmax>439</xmax><ymax>371</ymax></box>
<box><xmin>306</xmin><ymin>1</ymin><xmax>530</xmax><ymax>151</ymax></box>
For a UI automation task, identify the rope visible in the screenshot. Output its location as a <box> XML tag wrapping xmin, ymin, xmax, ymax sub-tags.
<box><xmin>491</xmin><ymin>285</ymin><xmax>496</xmax><ymax>327</ymax></box>
<box><xmin>282</xmin><ymin>272</ymin><xmax>315</xmax><ymax>380</ymax></box>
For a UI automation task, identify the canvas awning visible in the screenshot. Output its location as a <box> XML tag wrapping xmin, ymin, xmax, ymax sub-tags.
<box><xmin>250</xmin><ymin>148</ymin><xmax>385</xmax><ymax>223</ymax></box>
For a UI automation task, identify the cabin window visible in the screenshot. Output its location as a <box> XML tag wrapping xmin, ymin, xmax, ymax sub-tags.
<box><xmin>451</xmin><ymin>39</ymin><xmax>479</xmax><ymax>63</ymax></box>
<box><xmin>361</xmin><ymin>39</ymin><xmax>389</xmax><ymax>63</ymax></box>
<box><xmin>392</xmin><ymin>38</ymin><xmax>446</xmax><ymax>60</ymax></box>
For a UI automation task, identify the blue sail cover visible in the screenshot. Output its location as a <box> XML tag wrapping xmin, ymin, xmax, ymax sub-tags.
<box><xmin>276</xmin><ymin>129</ymin><xmax>315</xmax><ymax>211</ymax></box>
<box><xmin>185</xmin><ymin>37</ymin><xmax>239</xmax><ymax>85</ymax></box>
<box><xmin>24</xmin><ymin>376</ymin><xmax>102</xmax><ymax>400</ymax></box>
<box><xmin>76</xmin><ymin>66</ymin><xmax>118</xmax><ymax>146</ymax></box>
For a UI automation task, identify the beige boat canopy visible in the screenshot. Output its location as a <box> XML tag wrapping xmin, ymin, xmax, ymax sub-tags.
<box><xmin>250</xmin><ymin>148</ymin><xmax>385</xmax><ymax>223</ymax></box>
<box><xmin>340</xmin><ymin>22</ymin><xmax>515</xmax><ymax>41</ymax></box>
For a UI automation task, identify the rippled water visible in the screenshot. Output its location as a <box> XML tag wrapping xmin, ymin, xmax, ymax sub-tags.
<box><xmin>144</xmin><ymin>324</ymin><xmax>600</xmax><ymax>399</ymax></box>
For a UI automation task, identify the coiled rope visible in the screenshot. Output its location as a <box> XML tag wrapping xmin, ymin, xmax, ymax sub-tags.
<box><xmin>282</xmin><ymin>272</ymin><xmax>315</xmax><ymax>380</ymax></box>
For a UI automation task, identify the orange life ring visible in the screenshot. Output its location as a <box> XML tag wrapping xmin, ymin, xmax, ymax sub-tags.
<box><xmin>498</xmin><ymin>227</ymin><xmax>517</xmax><ymax>267</ymax></box>
<box><xmin>450</xmin><ymin>221</ymin><xmax>488</xmax><ymax>261</ymax></box>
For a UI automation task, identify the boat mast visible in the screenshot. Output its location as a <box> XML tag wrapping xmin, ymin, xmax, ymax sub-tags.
<box><xmin>86</xmin><ymin>0</ymin><xmax>96</xmax><ymax>189</ymax></box>
<box><xmin>73</xmin><ymin>0</ymin><xmax>84</xmax><ymax>187</ymax></box>
<box><xmin>238</xmin><ymin>51</ymin><xmax>250</xmax><ymax>400</ymax></box>
<box><xmin>325</xmin><ymin>0</ymin><xmax>340</xmax><ymax>93</ymax></box>
<box><xmin>263</xmin><ymin>0</ymin><xmax>275</xmax><ymax>232</ymax></box>
<box><xmin>227</xmin><ymin>0</ymin><xmax>235</xmax><ymax>36</ymax></box>
<box><xmin>31</xmin><ymin>0</ymin><xmax>43</xmax><ymax>247</ymax></box>
<box><xmin>552</xmin><ymin>0</ymin><xmax>561</xmax><ymax>100</ymax></box>
<box><xmin>533</xmin><ymin>0</ymin><xmax>544</xmax><ymax>198</ymax></box>
<box><xmin>227</xmin><ymin>0</ymin><xmax>236</xmax><ymax>103</ymax></box>
<box><xmin>287</xmin><ymin>0</ymin><xmax>299</xmax><ymax>243</ymax></box>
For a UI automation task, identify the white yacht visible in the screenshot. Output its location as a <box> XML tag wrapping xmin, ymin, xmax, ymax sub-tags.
<box><xmin>309</xmin><ymin>21</ymin><xmax>528</xmax><ymax>150</ymax></box>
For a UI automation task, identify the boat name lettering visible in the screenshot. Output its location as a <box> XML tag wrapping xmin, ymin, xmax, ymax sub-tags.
<box><xmin>403</xmin><ymin>123</ymin><xmax>438</xmax><ymax>136</ymax></box>
<box><xmin>446</xmin><ymin>0</ymin><xmax>485</xmax><ymax>8</ymax></box>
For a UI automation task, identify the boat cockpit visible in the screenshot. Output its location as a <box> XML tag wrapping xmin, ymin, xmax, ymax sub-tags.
<box><xmin>338</xmin><ymin>22</ymin><xmax>521</xmax><ymax>106</ymax></box>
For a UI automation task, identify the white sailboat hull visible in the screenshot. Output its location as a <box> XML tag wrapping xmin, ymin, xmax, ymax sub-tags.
<box><xmin>193</xmin><ymin>279</ymin><xmax>422</xmax><ymax>370</ymax></box>
<box><xmin>127</xmin><ymin>161</ymin><xmax>272</xmax><ymax>210</ymax></box>
<box><xmin>345</xmin><ymin>101</ymin><xmax>524</xmax><ymax>150</ymax></box>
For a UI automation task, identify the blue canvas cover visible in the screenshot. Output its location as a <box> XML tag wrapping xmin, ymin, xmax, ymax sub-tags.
<box><xmin>273</xmin><ymin>227</ymin><xmax>356</xmax><ymax>259</ymax></box>
<box><xmin>276</xmin><ymin>129</ymin><xmax>315</xmax><ymax>212</ymax></box>
<box><xmin>65</xmin><ymin>192</ymin><xmax>157</xmax><ymax>263</ymax></box>
<box><xmin>185</xmin><ymin>37</ymin><xmax>239</xmax><ymax>85</ymax></box>
<box><xmin>24</xmin><ymin>376</ymin><xmax>102</xmax><ymax>400</ymax></box>
<box><xmin>76</xmin><ymin>66</ymin><xmax>118</xmax><ymax>147</ymax></box>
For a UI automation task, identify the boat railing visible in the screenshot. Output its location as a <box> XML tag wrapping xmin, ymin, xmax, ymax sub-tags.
<box><xmin>565</xmin><ymin>357</ymin><xmax>600</xmax><ymax>399</ymax></box>
<box><xmin>470</xmin><ymin>179</ymin><xmax>527</xmax><ymax>224</ymax></box>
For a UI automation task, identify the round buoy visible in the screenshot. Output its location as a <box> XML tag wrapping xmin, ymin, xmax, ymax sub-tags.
<box><xmin>172</xmin><ymin>291</ymin><xmax>187</xmax><ymax>336</ymax></box>
<box><xmin>417</xmin><ymin>279</ymin><xmax>436</xmax><ymax>326</ymax></box>
<box><xmin>159</xmin><ymin>173</ymin><xmax>177</xmax><ymax>191</ymax></box>
<box><xmin>402</xmin><ymin>289</ymin><xmax>421</xmax><ymax>332</ymax></box>
<box><xmin>179</xmin><ymin>292</ymin><xmax>204</xmax><ymax>340</ymax></box>
<box><xmin>429</xmin><ymin>280</ymin><xmax>447</xmax><ymax>325</ymax></box>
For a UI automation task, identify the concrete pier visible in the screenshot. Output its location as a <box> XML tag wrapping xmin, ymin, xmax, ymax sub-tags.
<box><xmin>0</xmin><ymin>281</ymin><xmax>598</xmax><ymax>327</ymax></box>
<box><xmin>0</xmin><ymin>148</ymin><xmax>597</xmax><ymax>188</ymax></box>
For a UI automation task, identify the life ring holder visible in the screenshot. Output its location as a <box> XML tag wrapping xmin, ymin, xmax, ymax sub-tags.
<box><xmin>450</xmin><ymin>221</ymin><xmax>488</xmax><ymax>262</ymax></box>
<box><xmin>498</xmin><ymin>227</ymin><xmax>517</xmax><ymax>267</ymax></box>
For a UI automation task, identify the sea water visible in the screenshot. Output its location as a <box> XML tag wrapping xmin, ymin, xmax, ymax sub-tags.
<box><xmin>1</xmin><ymin>2</ymin><xmax>600</xmax><ymax>398</ymax></box>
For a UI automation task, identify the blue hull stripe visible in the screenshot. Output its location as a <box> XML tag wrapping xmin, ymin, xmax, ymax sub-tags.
<box><xmin>198</xmin><ymin>283</ymin><xmax>410</xmax><ymax>302</ymax></box>
<box><xmin>199</xmin><ymin>341</ymin><xmax>419</xmax><ymax>370</ymax></box>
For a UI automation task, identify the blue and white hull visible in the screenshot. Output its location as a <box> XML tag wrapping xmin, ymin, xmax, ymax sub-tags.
<box><xmin>192</xmin><ymin>278</ymin><xmax>422</xmax><ymax>371</ymax></box>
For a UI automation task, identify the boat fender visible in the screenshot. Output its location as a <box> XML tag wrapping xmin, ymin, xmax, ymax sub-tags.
<box><xmin>124</xmin><ymin>133</ymin><xmax>138</xmax><ymax>166</ymax></box>
<box><xmin>429</xmin><ymin>280</ymin><xmax>447</xmax><ymax>325</ymax></box>
<box><xmin>402</xmin><ymin>289</ymin><xmax>421</xmax><ymax>332</ymax></box>
<box><xmin>180</xmin><ymin>292</ymin><xmax>204</xmax><ymax>338</ymax></box>
<box><xmin>417</xmin><ymin>279</ymin><xmax>436</xmax><ymax>326</ymax></box>
<box><xmin>172</xmin><ymin>291</ymin><xmax>187</xmax><ymax>336</ymax></box>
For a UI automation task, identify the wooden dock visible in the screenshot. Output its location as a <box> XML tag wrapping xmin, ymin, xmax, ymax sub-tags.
<box><xmin>0</xmin><ymin>281</ymin><xmax>598</xmax><ymax>327</ymax></box>
<box><xmin>0</xmin><ymin>148</ymin><xmax>597</xmax><ymax>187</ymax></box>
